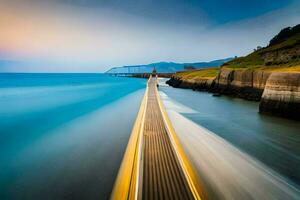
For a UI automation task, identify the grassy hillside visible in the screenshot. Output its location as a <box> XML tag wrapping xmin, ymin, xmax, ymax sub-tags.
<box><xmin>222</xmin><ymin>24</ymin><xmax>300</xmax><ymax>71</ymax></box>
<box><xmin>174</xmin><ymin>24</ymin><xmax>300</xmax><ymax>80</ymax></box>
<box><xmin>259</xmin><ymin>65</ymin><xmax>300</xmax><ymax>72</ymax></box>
<box><xmin>175</xmin><ymin>68</ymin><xmax>219</xmax><ymax>80</ymax></box>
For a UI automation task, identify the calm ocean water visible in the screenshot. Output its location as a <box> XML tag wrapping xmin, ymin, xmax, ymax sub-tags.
<box><xmin>0</xmin><ymin>73</ymin><xmax>146</xmax><ymax>200</ymax></box>
<box><xmin>2</xmin><ymin>74</ymin><xmax>299</xmax><ymax>199</ymax></box>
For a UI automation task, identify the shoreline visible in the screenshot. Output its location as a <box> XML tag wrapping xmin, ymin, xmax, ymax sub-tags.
<box><xmin>166</xmin><ymin>68</ymin><xmax>300</xmax><ymax>120</ymax></box>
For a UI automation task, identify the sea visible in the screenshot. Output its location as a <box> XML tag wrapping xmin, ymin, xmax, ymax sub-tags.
<box><xmin>1</xmin><ymin>73</ymin><xmax>300</xmax><ymax>200</ymax></box>
<box><xmin>0</xmin><ymin>73</ymin><xmax>146</xmax><ymax>199</ymax></box>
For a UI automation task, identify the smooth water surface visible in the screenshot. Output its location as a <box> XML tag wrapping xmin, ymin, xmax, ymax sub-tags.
<box><xmin>0</xmin><ymin>73</ymin><xmax>146</xmax><ymax>200</ymax></box>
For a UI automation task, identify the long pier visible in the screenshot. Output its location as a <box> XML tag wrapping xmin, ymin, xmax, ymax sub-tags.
<box><xmin>111</xmin><ymin>76</ymin><xmax>204</xmax><ymax>200</ymax></box>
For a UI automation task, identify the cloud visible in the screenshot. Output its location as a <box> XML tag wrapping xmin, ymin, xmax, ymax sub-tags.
<box><xmin>0</xmin><ymin>0</ymin><xmax>299</xmax><ymax>72</ymax></box>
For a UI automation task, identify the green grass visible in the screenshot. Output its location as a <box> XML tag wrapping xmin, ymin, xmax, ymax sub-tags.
<box><xmin>175</xmin><ymin>68</ymin><xmax>219</xmax><ymax>80</ymax></box>
<box><xmin>175</xmin><ymin>65</ymin><xmax>300</xmax><ymax>81</ymax></box>
<box><xmin>175</xmin><ymin>28</ymin><xmax>300</xmax><ymax>81</ymax></box>
<box><xmin>263</xmin><ymin>32</ymin><xmax>300</xmax><ymax>52</ymax></box>
<box><xmin>223</xmin><ymin>32</ymin><xmax>300</xmax><ymax>70</ymax></box>
<box><xmin>260</xmin><ymin>65</ymin><xmax>300</xmax><ymax>72</ymax></box>
<box><xmin>223</xmin><ymin>53</ymin><xmax>264</xmax><ymax>69</ymax></box>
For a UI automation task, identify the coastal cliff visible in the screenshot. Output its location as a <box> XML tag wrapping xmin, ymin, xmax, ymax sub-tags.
<box><xmin>167</xmin><ymin>68</ymin><xmax>271</xmax><ymax>101</ymax></box>
<box><xmin>166</xmin><ymin>68</ymin><xmax>218</xmax><ymax>91</ymax></box>
<box><xmin>167</xmin><ymin>69</ymin><xmax>300</xmax><ymax>119</ymax></box>
<box><xmin>259</xmin><ymin>72</ymin><xmax>300</xmax><ymax>119</ymax></box>
<box><xmin>167</xmin><ymin>24</ymin><xmax>300</xmax><ymax>119</ymax></box>
<box><xmin>213</xmin><ymin>68</ymin><xmax>271</xmax><ymax>101</ymax></box>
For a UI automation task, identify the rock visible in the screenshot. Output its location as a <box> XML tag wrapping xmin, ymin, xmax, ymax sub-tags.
<box><xmin>253</xmin><ymin>71</ymin><xmax>271</xmax><ymax>90</ymax></box>
<box><xmin>167</xmin><ymin>69</ymin><xmax>300</xmax><ymax>120</ymax></box>
<box><xmin>215</xmin><ymin>68</ymin><xmax>234</xmax><ymax>89</ymax></box>
<box><xmin>213</xmin><ymin>68</ymin><xmax>264</xmax><ymax>101</ymax></box>
<box><xmin>166</xmin><ymin>77</ymin><xmax>214</xmax><ymax>91</ymax></box>
<box><xmin>262</xmin><ymin>46</ymin><xmax>300</xmax><ymax>65</ymax></box>
<box><xmin>259</xmin><ymin>72</ymin><xmax>300</xmax><ymax>119</ymax></box>
<box><xmin>166</xmin><ymin>77</ymin><xmax>182</xmax><ymax>88</ymax></box>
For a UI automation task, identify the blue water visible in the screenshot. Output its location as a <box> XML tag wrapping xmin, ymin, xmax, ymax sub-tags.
<box><xmin>0</xmin><ymin>73</ymin><xmax>146</xmax><ymax>200</ymax></box>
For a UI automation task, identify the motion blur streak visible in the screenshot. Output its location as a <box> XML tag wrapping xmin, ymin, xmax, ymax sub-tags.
<box><xmin>160</xmin><ymin>91</ymin><xmax>300</xmax><ymax>200</ymax></box>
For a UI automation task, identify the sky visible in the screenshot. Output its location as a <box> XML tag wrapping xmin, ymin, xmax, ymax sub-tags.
<box><xmin>0</xmin><ymin>0</ymin><xmax>300</xmax><ymax>72</ymax></box>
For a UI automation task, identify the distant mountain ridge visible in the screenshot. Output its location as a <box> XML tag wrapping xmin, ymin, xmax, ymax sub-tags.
<box><xmin>106</xmin><ymin>58</ymin><xmax>233</xmax><ymax>74</ymax></box>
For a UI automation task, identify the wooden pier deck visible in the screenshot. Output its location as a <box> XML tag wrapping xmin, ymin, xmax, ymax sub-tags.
<box><xmin>142</xmin><ymin>78</ymin><xmax>193</xmax><ymax>199</ymax></box>
<box><xmin>111</xmin><ymin>76</ymin><xmax>203</xmax><ymax>200</ymax></box>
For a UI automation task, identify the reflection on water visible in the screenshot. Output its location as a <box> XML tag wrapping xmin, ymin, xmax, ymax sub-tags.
<box><xmin>160</xmin><ymin>84</ymin><xmax>300</xmax><ymax>199</ymax></box>
<box><xmin>0</xmin><ymin>74</ymin><xmax>146</xmax><ymax>199</ymax></box>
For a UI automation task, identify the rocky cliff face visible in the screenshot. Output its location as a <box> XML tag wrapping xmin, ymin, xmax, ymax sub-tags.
<box><xmin>213</xmin><ymin>69</ymin><xmax>271</xmax><ymax>101</ymax></box>
<box><xmin>262</xmin><ymin>45</ymin><xmax>300</xmax><ymax>65</ymax></box>
<box><xmin>259</xmin><ymin>72</ymin><xmax>300</xmax><ymax>119</ymax></box>
<box><xmin>167</xmin><ymin>69</ymin><xmax>300</xmax><ymax>119</ymax></box>
<box><xmin>166</xmin><ymin>77</ymin><xmax>215</xmax><ymax>91</ymax></box>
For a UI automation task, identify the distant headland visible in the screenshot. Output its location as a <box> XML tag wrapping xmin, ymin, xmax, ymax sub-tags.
<box><xmin>105</xmin><ymin>58</ymin><xmax>233</xmax><ymax>75</ymax></box>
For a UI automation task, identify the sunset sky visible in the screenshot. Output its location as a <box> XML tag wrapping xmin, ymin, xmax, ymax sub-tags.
<box><xmin>0</xmin><ymin>0</ymin><xmax>300</xmax><ymax>72</ymax></box>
